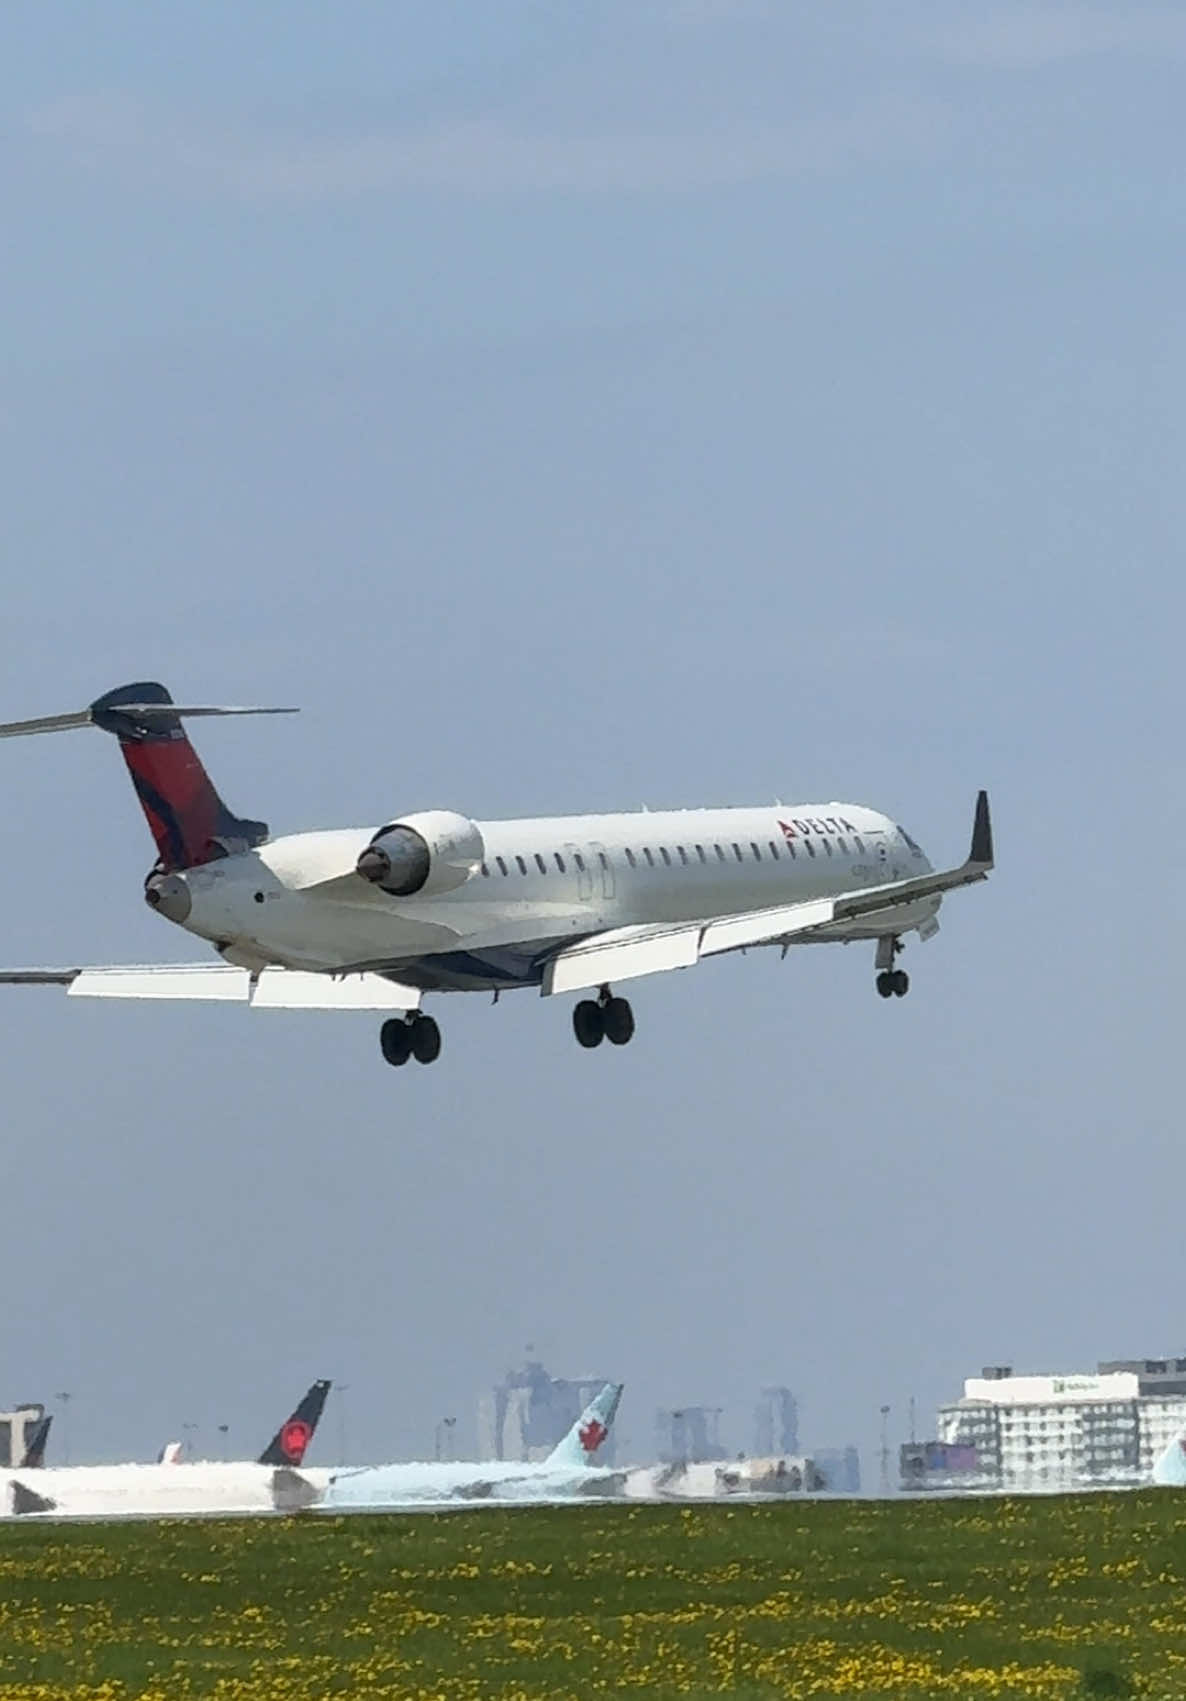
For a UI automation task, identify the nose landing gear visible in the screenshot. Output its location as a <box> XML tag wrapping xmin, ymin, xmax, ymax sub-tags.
<box><xmin>875</xmin><ymin>937</ymin><xmax>910</xmax><ymax>999</ymax></box>
<box><xmin>380</xmin><ymin>1012</ymin><xmax>442</xmax><ymax>1066</ymax></box>
<box><xmin>572</xmin><ymin>985</ymin><xmax>636</xmax><ymax>1049</ymax></box>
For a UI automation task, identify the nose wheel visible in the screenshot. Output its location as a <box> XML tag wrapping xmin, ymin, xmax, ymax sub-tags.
<box><xmin>381</xmin><ymin>1013</ymin><xmax>442</xmax><ymax>1066</ymax></box>
<box><xmin>573</xmin><ymin>987</ymin><xmax>635</xmax><ymax>1049</ymax></box>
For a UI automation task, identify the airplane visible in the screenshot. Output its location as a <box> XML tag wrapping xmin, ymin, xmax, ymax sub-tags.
<box><xmin>0</xmin><ymin>682</ymin><xmax>993</xmax><ymax>1068</ymax></box>
<box><xmin>322</xmin><ymin>1382</ymin><xmax>625</xmax><ymax>1509</ymax></box>
<box><xmin>20</xmin><ymin>1413</ymin><xmax>52</xmax><ymax>1469</ymax></box>
<box><xmin>1152</xmin><ymin>1426</ymin><xmax>1186</xmax><ymax>1486</ymax></box>
<box><xmin>0</xmin><ymin>1378</ymin><xmax>331</xmax><ymax>1518</ymax></box>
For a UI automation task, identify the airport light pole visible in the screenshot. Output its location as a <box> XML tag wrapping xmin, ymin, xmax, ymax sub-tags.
<box><xmin>336</xmin><ymin>1384</ymin><xmax>351</xmax><ymax>1466</ymax></box>
<box><xmin>182</xmin><ymin>1422</ymin><xmax>198</xmax><ymax>1460</ymax></box>
<box><xmin>435</xmin><ymin>1416</ymin><xmax>456</xmax><ymax>1462</ymax></box>
<box><xmin>217</xmin><ymin>1424</ymin><xmax>229</xmax><ymax>1461</ymax></box>
<box><xmin>54</xmin><ymin>1391</ymin><xmax>72</xmax><ymax>1465</ymax></box>
<box><xmin>879</xmin><ymin>1405</ymin><xmax>891</xmax><ymax>1496</ymax></box>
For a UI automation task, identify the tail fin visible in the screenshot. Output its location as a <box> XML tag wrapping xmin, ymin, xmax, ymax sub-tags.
<box><xmin>0</xmin><ymin>682</ymin><xmax>295</xmax><ymax>872</ymax></box>
<box><xmin>545</xmin><ymin>1383</ymin><xmax>623</xmax><ymax>1468</ymax></box>
<box><xmin>20</xmin><ymin>1414</ymin><xmax>51</xmax><ymax>1468</ymax></box>
<box><xmin>90</xmin><ymin>683</ymin><xmax>272</xmax><ymax>871</ymax></box>
<box><xmin>1153</xmin><ymin>1427</ymin><xmax>1186</xmax><ymax>1485</ymax></box>
<box><xmin>257</xmin><ymin>1380</ymin><xmax>331</xmax><ymax>1467</ymax></box>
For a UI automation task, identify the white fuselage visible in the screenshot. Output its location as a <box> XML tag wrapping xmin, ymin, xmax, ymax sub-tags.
<box><xmin>322</xmin><ymin>1457</ymin><xmax>617</xmax><ymax>1509</ymax></box>
<box><xmin>0</xmin><ymin>1461</ymin><xmax>331</xmax><ymax>1519</ymax></box>
<box><xmin>159</xmin><ymin>803</ymin><xmax>939</xmax><ymax>991</ymax></box>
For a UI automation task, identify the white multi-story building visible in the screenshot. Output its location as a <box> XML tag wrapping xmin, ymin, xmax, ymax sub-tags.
<box><xmin>0</xmin><ymin>1404</ymin><xmax>46</xmax><ymax>1468</ymax></box>
<box><xmin>902</xmin><ymin>1359</ymin><xmax>1186</xmax><ymax>1493</ymax></box>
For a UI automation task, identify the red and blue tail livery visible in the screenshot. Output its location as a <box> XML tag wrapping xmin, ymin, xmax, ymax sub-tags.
<box><xmin>90</xmin><ymin>683</ymin><xmax>272</xmax><ymax>872</ymax></box>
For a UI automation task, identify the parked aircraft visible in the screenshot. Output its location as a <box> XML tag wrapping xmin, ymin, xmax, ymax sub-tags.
<box><xmin>1153</xmin><ymin>1427</ymin><xmax>1186</xmax><ymax>1486</ymax></box>
<box><xmin>0</xmin><ymin>1379</ymin><xmax>331</xmax><ymax>1518</ymax></box>
<box><xmin>19</xmin><ymin>1414</ymin><xmax>51</xmax><ymax>1469</ymax></box>
<box><xmin>323</xmin><ymin>1382</ymin><xmax>624</xmax><ymax>1509</ymax></box>
<box><xmin>0</xmin><ymin>683</ymin><xmax>993</xmax><ymax>1068</ymax></box>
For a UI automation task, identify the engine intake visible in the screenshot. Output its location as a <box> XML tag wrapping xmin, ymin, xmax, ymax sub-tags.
<box><xmin>356</xmin><ymin>810</ymin><xmax>484</xmax><ymax>898</ymax></box>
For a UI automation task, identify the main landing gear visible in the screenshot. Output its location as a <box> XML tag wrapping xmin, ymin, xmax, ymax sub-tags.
<box><xmin>573</xmin><ymin>985</ymin><xmax>635</xmax><ymax>1050</ymax></box>
<box><xmin>875</xmin><ymin>936</ymin><xmax>910</xmax><ymax>999</ymax></box>
<box><xmin>380</xmin><ymin>1013</ymin><xmax>442</xmax><ymax>1067</ymax></box>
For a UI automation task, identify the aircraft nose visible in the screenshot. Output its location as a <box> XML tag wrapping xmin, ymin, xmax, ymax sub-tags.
<box><xmin>144</xmin><ymin>872</ymin><xmax>192</xmax><ymax>924</ymax></box>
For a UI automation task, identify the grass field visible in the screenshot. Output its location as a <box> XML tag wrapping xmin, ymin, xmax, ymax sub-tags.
<box><xmin>0</xmin><ymin>1492</ymin><xmax>1183</xmax><ymax>1699</ymax></box>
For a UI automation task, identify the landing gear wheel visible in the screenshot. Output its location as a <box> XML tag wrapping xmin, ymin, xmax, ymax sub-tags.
<box><xmin>380</xmin><ymin>1018</ymin><xmax>414</xmax><ymax>1066</ymax></box>
<box><xmin>876</xmin><ymin>972</ymin><xmax>895</xmax><ymax>999</ymax></box>
<box><xmin>411</xmin><ymin>1014</ymin><xmax>442</xmax><ymax>1064</ymax></box>
<box><xmin>891</xmin><ymin>970</ymin><xmax>910</xmax><ymax>998</ymax></box>
<box><xmin>602</xmin><ymin>997</ymin><xmax>635</xmax><ymax>1046</ymax></box>
<box><xmin>573</xmin><ymin>1000</ymin><xmax>605</xmax><ymax>1048</ymax></box>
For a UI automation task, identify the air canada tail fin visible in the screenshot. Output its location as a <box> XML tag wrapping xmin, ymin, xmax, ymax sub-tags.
<box><xmin>0</xmin><ymin>682</ymin><xmax>296</xmax><ymax>873</ymax></box>
<box><xmin>20</xmin><ymin>1414</ymin><xmax>51</xmax><ymax>1468</ymax></box>
<box><xmin>545</xmin><ymin>1383</ymin><xmax>623</xmax><ymax>1469</ymax></box>
<box><xmin>1153</xmin><ymin>1427</ymin><xmax>1186</xmax><ymax>1485</ymax></box>
<box><xmin>257</xmin><ymin>1380</ymin><xmax>331</xmax><ymax>1467</ymax></box>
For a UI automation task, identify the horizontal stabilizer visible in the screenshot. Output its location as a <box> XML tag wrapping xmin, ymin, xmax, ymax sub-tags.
<box><xmin>271</xmin><ymin>1468</ymin><xmax>322</xmax><ymax>1511</ymax></box>
<box><xmin>0</xmin><ymin>703</ymin><xmax>296</xmax><ymax>739</ymax></box>
<box><xmin>10</xmin><ymin>1481</ymin><xmax>56</xmax><ymax>1515</ymax></box>
<box><xmin>0</xmin><ymin>965</ymin><xmax>421</xmax><ymax>1011</ymax></box>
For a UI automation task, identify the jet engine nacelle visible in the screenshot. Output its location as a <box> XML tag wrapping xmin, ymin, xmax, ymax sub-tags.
<box><xmin>356</xmin><ymin>810</ymin><xmax>485</xmax><ymax>897</ymax></box>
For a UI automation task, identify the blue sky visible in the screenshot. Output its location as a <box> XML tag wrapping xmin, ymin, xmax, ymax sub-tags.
<box><xmin>0</xmin><ymin>1</ymin><xmax>1182</xmax><ymax>1472</ymax></box>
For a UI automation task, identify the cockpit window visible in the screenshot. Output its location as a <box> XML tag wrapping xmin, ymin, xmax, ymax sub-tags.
<box><xmin>899</xmin><ymin>826</ymin><xmax>924</xmax><ymax>855</ymax></box>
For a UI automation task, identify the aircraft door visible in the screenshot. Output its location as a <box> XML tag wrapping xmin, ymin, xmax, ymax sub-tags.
<box><xmin>589</xmin><ymin>841</ymin><xmax>615</xmax><ymax>902</ymax></box>
<box><xmin>864</xmin><ymin>828</ymin><xmax>893</xmax><ymax>883</ymax></box>
<box><xmin>566</xmin><ymin>843</ymin><xmax>595</xmax><ymax>902</ymax></box>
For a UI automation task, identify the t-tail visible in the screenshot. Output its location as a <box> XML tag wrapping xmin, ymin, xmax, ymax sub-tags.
<box><xmin>257</xmin><ymin>1379</ymin><xmax>332</xmax><ymax>1467</ymax></box>
<box><xmin>545</xmin><ymin>1383</ymin><xmax>623</xmax><ymax>1469</ymax></box>
<box><xmin>0</xmin><ymin>681</ymin><xmax>296</xmax><ymax>873</ymax></box>
<box><xmin>20</xmin><ymin>1414</ymin><xmax>51</xmax><ymax>1469</ymax></box>
<box><xmin>1153</xmin><ymin>1426</ymin><xmax>1186</xmax><ymax>1485</ymax></box>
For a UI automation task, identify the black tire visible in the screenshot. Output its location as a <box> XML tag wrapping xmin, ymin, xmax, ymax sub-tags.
<box><xmin>411</xmin><ymin>1014</ymin><xmax>442</xmax><ymax>1064</ymax></box>
<box><xmin>892</xmin><ymin>970</ymin><xmax>910</xmax><ymax>998</ymax></box>
<box><xmin>603</xmin><ymin>996</ymin><xmax>635</xmax><ymax>1046</ymax></box>
<box><xmin>876</xmin><ymin>972</ymin><xmax>895</xmax><ymax>999</ymax></box>
<box><xmin>381</xmin><ymin>1018</ymin><xmax>413</xmax><ymax>1066</ymax></box>
<box><xmin>573</xmin><ymin>1000</ymin><xmax>605</xmax><ymax>1048</ymax></box>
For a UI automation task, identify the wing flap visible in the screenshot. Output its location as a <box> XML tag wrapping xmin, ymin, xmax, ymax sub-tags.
<box><xmin>70</xmin><ymin>966</ymin><xmax>251</xmax><ymax>1001</ymax></box>
<box><xmin>0</xmin><ymin>964</ymin><xmax>420</xmax><ymax>1011</ymax></box>
<box><xmin>542</xmin><ymin>929</ymin><xmax>700</xmax><ymax>996</ymax></box>
<box><xmin>250</xmin><ymin>971</ymin><xmax>420</xmax><ymax>1011</ymax></box>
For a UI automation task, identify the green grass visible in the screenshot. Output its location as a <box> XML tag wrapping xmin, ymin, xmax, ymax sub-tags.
<box><xmin>1</xmin><ymin>1492</ymin><xmax>1184</xmax><ymax>1698</ymax></box>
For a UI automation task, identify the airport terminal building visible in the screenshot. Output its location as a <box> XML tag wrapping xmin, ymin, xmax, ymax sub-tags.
<box><xmin>902</xmin><ymin>1360</ymin><xmax>1186</xmax><ymax>1493</ymax></box>
<box><xmin>0</xmin><ymin>1404</ymin><xmax>46</xmax><ymax>1468</ymax></box>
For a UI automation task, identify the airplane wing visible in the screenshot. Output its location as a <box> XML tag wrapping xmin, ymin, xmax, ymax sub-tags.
<box><xmin>542</xmin><ymin>791</ymin><xmax>992</xmax><ymax>997</ymax></box>
<box><xmin>0</xmin><ymin>964</ymin><xmax>422</xmax><ymax>1011</ymax></box>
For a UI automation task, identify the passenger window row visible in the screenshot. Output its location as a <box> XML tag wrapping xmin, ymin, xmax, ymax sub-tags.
<box><xmin>478</xmin><ymin>834</ymin><xmax>865</xmax><ymax>877</ymax></box>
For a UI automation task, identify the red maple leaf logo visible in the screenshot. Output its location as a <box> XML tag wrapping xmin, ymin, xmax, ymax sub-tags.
<box><xmin>579</xmin><ymin>1418</ymin><xmax>608</xmax><ymax>1455</ymax></box>
<box><xmin>777</xmin><ymin>820</ymin><xmax>797</xmax><ymax>843</ymax></box>
<box><xmin>280</xmin><ymin>1418</ymin><xmax>312</xmax><ymax>1461</ymax></box>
